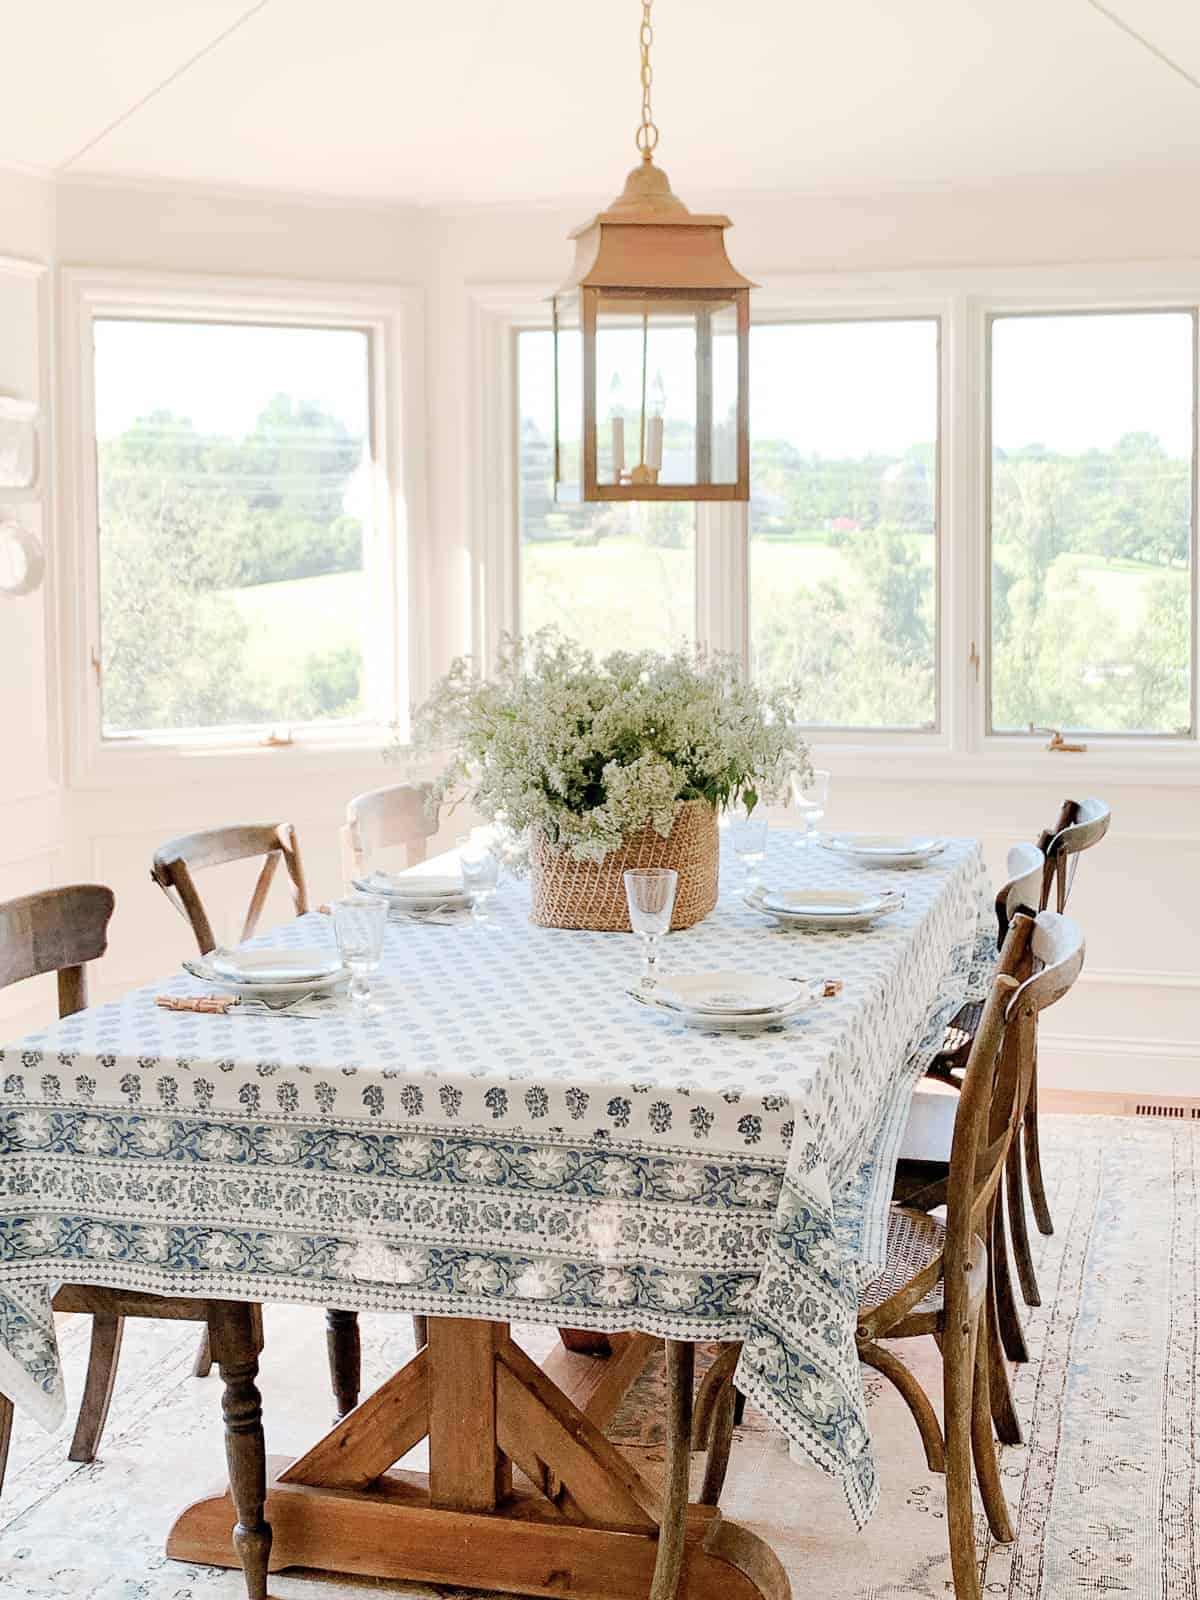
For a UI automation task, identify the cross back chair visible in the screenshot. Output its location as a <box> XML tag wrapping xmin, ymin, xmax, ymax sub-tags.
<box><xmin>0</xmin><ymin>885</ymin><xmax>269</xmax><ymax>1581</ymax></box>
<box><xmin>149</xmin><ymin>824</ymin><xmax>360</xmax><ymax>1408</ymax></box>
<box><xmin>689</xmin><ymin>909</ymin><xmax>1085</xmax><ymax>1600</ymax></box>
<box><xmin>150</xmin><ymin>822</ymin><xmax>309</xmax><ymax>957</ymax></box>
<box><xmin>340</xmin><ymin>782</ymin><xmax>438</xmax><ymax>885</ymax></box>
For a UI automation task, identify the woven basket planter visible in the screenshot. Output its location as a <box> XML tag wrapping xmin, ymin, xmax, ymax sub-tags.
<box><xmin>529</xmin><ymin>799</ymin><xmax>719</xmax><ymax>932</ymax></box>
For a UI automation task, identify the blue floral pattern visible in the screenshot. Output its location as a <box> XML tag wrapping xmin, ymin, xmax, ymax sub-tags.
<box><xmin>0</xmin><ymin>835</ymin><xmax>991</xmax><ymax>1530</ymax></box>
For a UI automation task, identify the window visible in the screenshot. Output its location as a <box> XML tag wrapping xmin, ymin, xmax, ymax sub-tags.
<box><xmin>989</xmin><ymin>310</ymin><xmax>1195</xmax><ymax>737</ymax></box>
<box><xmin>749</xmin><ymin>319</ymin><xmax>939</xmax><ymax>728</ymax></box>
<box><xmin>517</xmin><ymin>329</ymin><xmax>696</xmax><ymax>656</ymax></box>
<box><xmin>92</xmin><ymin>316</ymin><xmax>377</xmax><ymax>739</ymax></box>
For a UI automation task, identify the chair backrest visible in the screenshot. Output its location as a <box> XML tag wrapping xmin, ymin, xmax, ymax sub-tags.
<box><xmin>150</xmin><ymin>823</ymin><xmax>308</xmax><ymax>956</ymax></box>
<box><xmin>1038</xmin><ymin>797</ymin><xmax>1111</xmax><ymax>912</ymax></box>
<box><xmin>341</xmin><ymin>783</ymin><xmax>438</xmax><ymax>884</ymax></box>
<box><xmin>0</xmin><ymin>884</ymin><xmax>116</xmax><ymax>1017</ymax></box>
<box><xmin>995</xmin><ymin>842</ymin><xmax>1044</xmax><ymax>944</ymax></box>
<box><xmin>862</xmin><ymin>908</ymin><xmax>1084</xmax><ymax>1338</ymax></box>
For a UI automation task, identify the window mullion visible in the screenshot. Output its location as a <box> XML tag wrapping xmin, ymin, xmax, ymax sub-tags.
<box><xmin>695</xmin><ymin>500</ymin><xmax>748</xmax><ymax>665</ymax></box>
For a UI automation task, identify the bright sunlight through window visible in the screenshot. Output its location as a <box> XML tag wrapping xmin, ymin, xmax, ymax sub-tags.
<box><xmin>989</xmin><ymin>310</ymin><xmax>1195</xmax><ymax>737</ymax></box>
<box><xmin>517</xmin><ymin>329</ymin><xmax>696</xmax><ymax>656</ymax></box>
<box><xmin>748</xmin><ymin>320</ymin><xmax>939</xmax><ymax>729</ymax></box>
<box><xmin>93</xmin><ymin>318</ymin><xmax>373</xmax><ymax>738</ymax></box>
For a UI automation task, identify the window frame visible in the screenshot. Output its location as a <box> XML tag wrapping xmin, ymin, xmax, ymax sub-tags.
<box><xmin>62</xmin><ymin>267</ymin><xmax>427</xmax><ymax>783</ymax></box>
<box><xmin>475</xmin><ymin>264</ymin><xmax>1200</xmax><ymax>787</ymax></box>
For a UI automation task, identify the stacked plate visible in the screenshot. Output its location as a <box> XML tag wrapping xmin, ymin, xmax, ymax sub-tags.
<box><xmin>818</xmin><ymin>833</ymin><xmax>946</xmax><ymax>868</ymax></box>
<box><xmin>183</xmin><ymin>946</ymin><xmax>349</xmax><ymax>999</ymax></box>
<box><xmin>745</xmin><ymin>885</ymin><xmax>903</xmax><ymax>931</ymax></box>
<box><xmin>628</xmin><ymin>970</ymin><xmax>824</xmax><ymax>1031</ymax></box>
<box><xmin>353</xmin><ymin>872</ymin><xmax>473</xmax><ymax>915</ymax></box>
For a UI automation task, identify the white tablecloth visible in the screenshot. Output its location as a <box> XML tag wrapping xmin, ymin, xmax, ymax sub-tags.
<box><xmin>0</xmin><ymin>833</ymin><xmax>992</xmax><ymax>1527</ymax></box>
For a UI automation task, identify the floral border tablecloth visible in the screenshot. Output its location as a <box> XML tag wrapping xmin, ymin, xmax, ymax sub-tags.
<box><xmin>0</xmin><ymin>834</ymin><xmax>993</xmax><ymax>1527</ymax></box>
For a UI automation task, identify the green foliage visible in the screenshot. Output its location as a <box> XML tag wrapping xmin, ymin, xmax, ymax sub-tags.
<box><xmin>98</xmin><ymin>399</ymin><xmax>366</xmax><ymax>733</ymax></box>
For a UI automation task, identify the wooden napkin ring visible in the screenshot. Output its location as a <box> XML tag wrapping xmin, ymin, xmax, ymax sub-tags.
<box><xmin>822</xmin><ymin>979</ymin><xmax>843</xmax><ymax>998</ymax></box>
<box><xmin>156</xmin><ymin>994</ymin><xmax>238</xmax><ymax>1014</ymax></box>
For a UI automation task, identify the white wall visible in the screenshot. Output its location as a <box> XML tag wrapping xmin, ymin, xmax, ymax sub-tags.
<box><xmin>10</xmin><ymin>170</ymin><xmax>1197</xmax><ymax>1093</ymax></box>
<box><xmin>0</xmin><ymin>170</ymin><xmax>61</xmax><ymax>1026</ymax></box>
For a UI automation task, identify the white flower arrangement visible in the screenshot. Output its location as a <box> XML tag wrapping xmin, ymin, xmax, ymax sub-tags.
<box><xmin>408</xmin><ymin>631</ymin><xmax>811</xmax><ymax>864</ymax></box>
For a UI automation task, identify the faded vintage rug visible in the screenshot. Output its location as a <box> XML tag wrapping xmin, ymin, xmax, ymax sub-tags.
<box><xmin>0</xmin><ymin>1114</ymin><xmax>1194</xmax><ymax>1598</ymax></box>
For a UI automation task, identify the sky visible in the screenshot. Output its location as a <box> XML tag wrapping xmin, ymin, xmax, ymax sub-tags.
<box><xmin>521</xmin><ymin>310</ymin><xmax>1196</xmax><ymax>461</ymax></box>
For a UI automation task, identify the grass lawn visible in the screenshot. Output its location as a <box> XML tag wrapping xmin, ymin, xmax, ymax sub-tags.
<box><xmin>230</xmin><ymin>569</ymin><xmax>365</xmax><ymax>688</ymax></box>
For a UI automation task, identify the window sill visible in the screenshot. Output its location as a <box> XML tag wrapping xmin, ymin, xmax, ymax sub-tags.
<box><xmin>72</xmin><ymin>727</ymin><xmax>416</xmax><ymax>790</ymax></box>
<box><xmin>808</xmin><ymin>738</ymin><xmax>1200</xmax><ymax>789</ymax></box>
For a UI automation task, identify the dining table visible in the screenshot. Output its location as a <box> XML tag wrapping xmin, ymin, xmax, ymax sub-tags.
<box><xmin>0</xmin><ymin>831</ymin><xmax>993</xmax><ymax>1600</ymax></box>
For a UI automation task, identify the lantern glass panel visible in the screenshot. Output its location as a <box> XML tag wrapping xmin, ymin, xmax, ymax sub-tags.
<box><xmin>552</xmin><ymin>287</ymin><xmax>583</xmax><ymax>504</ymax></box>
<box><xmin>592</xmin><ymin>292</ymin><xmax>740</xmax><ymax>492</ymax></box>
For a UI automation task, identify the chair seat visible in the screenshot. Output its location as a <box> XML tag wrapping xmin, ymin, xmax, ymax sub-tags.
<box><xmin>932</xmin><ymin>998</ymin><xmax>984</xmax><ymax>1067</ymax></box>
<box><xmin>861</xmin><ymin>1208</ymin><xmax>948</xmax><ymax>1316</ymax></box>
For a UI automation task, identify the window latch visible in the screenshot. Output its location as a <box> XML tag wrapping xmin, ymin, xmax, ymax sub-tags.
<box><xmin>1029</xmin><ymin>724</ymin><xmax>1087</xmax><ymax>753</ymax></box>
<box><xmin>259</xmin><ymin>727</ymin><xmax>295</xmax><ymax>748</ymax></box>
<box><xmin>968</xmin><ymin>641</ymin><xmax>980</xmax><ymax>683</ymax></box>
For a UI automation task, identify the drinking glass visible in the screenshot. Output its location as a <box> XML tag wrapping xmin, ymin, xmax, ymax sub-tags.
<box><xmin>729</xmin><ymin>807</ymin><xmax>769</xmax><ymax>888</ymax></box>
<box><xmin>332</xmin><ymin>893</ymin><xmax>387</xmax><ymax>1012</ymax></box>
<box><xmin>792</xmin><ymin>769</ymin><xmax>831</xmax><ymax>850</ymax></box>
<box><xmin>623</xmin><ymin>868</ymin><xmax>677</xmax><ymax>986</ymax></box>
<box><xmin>459</xmin><ymin>834</ymin><xmax>500</xmax><ymax>924</ymax></box>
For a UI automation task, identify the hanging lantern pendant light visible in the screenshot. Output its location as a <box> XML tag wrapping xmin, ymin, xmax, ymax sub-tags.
<box><xmin>552</xmin><ymin>0</ymin><xmax>755</xmax><ymax>504</ymax></box>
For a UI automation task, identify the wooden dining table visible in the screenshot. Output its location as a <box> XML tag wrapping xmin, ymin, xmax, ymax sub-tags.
<box><xmin>0</xmin><ymin>834</ymin><xmax>992</xmax><ymax>1600</ymax></box>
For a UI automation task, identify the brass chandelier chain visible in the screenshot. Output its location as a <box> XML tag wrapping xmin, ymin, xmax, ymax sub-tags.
<box><xmin>635</xmin><ymin>0</ymin><xmax>659</xmax><ymax>161</ymax></box>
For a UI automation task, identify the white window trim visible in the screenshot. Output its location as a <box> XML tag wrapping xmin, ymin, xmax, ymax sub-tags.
<box><xmin>471</xmin><ymin>260</ymin><xmax>1200</xmax><ymax>787</ymax></box>
<box><xmin>60</xmin><ymin>267</ymin><xmax>427</xmax><ymax>786</ymax></box>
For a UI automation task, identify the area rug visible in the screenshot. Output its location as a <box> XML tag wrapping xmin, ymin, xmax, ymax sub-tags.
<box><xmin>0</xmin><ymin>1115</ymin><xmax>1194</xmax><ymax>1598</ymax></box>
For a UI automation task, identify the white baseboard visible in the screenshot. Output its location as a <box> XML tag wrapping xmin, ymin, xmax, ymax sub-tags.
<box><xmin>1038</xmin><ymin>1032</ymin><xmax>1200</xmax><ymax>1095</ymax></box>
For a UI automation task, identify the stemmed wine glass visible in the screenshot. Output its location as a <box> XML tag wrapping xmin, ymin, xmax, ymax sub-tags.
<box><xmin>332</xmin><ymin>893</ymin><xmax>387</xmax><ymax>1013</ymax></box>
<box><xmin>729</xmin><ymin>806</ymin><xmax>769</xmax><ymax>889</ymax></box>
<box><xmin>791</xmin><ymin>769</ymin><xmax>831</xmax><ymax>850</ymax></box>
<box><xmin>623</xmin><ymin>868</ymin><xmax>677</xmax><ymax>987</ymax></box>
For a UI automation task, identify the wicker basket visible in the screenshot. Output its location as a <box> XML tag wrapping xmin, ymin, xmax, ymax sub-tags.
<box><xmin>529</xmin><ymin>799</ymin><xmax>719</xmax><ymax>932</ymax></box>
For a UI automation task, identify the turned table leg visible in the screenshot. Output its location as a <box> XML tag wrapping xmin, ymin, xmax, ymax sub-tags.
<box><xmin>207</xmin><ymin>1302</ymin><xmax>272</xmax><ymax>1600</ymax></box>
<box><xmin>325</xmin><ymin>1309</ymin><xmax>361</xmax><ymax>1419</ymax></box>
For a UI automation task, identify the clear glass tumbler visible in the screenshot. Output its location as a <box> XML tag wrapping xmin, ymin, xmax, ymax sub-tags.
<box><xmin>791</xmin><ymin>769</ymin><xmax>831</xmax><ymax>850</ymax></box>
<box><xmin>730</xmin><ymin>808</ymin><xmax>769</xmax><ymax>888</ymax></box>
<box><xmin>623</xmin><ymin>868</ymin><xmax>678</xmax><ymax>987</ymax></box>
<box><xmin>459</xmin><ymin>835</ymin><xmax>500</xmax><ymax>923</ymax></box>
<box><xmin>332</xmin><ymin>893</ymin><xmax>387</xmax><ymax>1012</ymax></box>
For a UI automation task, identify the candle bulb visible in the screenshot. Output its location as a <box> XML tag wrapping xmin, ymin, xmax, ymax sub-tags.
<box><xmin>645</xmin><ymin>414</ymin><xmax>663</xmax><ymax>472</ymax></box>
<box><xmin>611</xmin><ymin>415</ymin><xmax>625</xmax><ymax>478</ymax></box>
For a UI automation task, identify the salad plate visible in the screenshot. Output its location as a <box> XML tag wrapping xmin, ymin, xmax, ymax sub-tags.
<box><xmin>628</xmin><ymin>973</ymin><xmax>825</xmax><ymax>1031</ymax></box>
<box><xmin>354</xmin><ymin>873</ymin><xmax>472</xmax><ymax>912</ymax></box>
<box><xmin>209</xmin><ymin>946</ymin><xmax>345</xmax><ymax>985</ymax></box>
<box><xmin>183</xmin><ymin>957</ymin><xmax>349</xmax><ymax>999</ymax></box>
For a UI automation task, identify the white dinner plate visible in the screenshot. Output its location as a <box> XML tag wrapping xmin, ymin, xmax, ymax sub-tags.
<box><xmin>628</xmin><ymin>978</ymin><xmax>823</xmax><ymax>1030</ymax></box>
<box><xmin>819</xmin><ymin>833</ymin><xmax>946</xmax><ymax>867</ymax></box>
<box><xmin>354</xmin><ymin>875</ymin><xmax>472</xmax><ymax>911</ymax></box>
<box><xmin>183</xmin><ymin>957</ymin><xmax>349</xmax><ymax>998</ymax></box>
<box><xmin>746</xmin><ymin>885</ymin><xmax>903</xmax><ymax>930</ymax></box>
<box><xmin>209</xmin><ymin>946</ymin><xmax>345</xmax><ymax>985</ymax></box>
<box><xmin>657</xmin><ymin>970</ymin><xmax>803</xmax><ymax>1015</ymax></box>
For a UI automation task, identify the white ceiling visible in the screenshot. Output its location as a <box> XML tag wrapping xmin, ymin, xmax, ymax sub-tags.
<box><xmin>4</xmin><ymin>0</ymin><xmax>1200</xmax><ymax>208</ymax></box>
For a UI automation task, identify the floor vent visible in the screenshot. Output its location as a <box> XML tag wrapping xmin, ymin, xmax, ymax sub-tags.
<box><xmin>1132</xmin><ymin>1101</ymin><xmax>1200</xmax><ymax>1120</ymax></box>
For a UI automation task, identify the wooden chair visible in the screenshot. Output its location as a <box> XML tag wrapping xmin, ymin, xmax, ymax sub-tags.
<box><xmin>150</xmin><ymin>822</ymin><xmax>309</xmax><ymax>957</ymax></box>
<box><xmin>0</xmin><ymin>887</ymin><xmax>273</xmax><ymax>1595</ymax></box>
<box><xmin>693</xmin><ymin>910</ymin><xmax>1085</xmax><ymax>1600</ymax></box>
<box><xmin>149</xmin><ymin>824</ymin><xmax>360</xmax><ymax>1411</ymax></box>
<box><xmin>340</xmin><ymin>782</ymin><xmax>438</xmax><ymax>885</ymax></box>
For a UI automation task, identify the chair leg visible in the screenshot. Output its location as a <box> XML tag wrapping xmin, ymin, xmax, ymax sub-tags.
<box><xmin>208</xmin><ymin>1302</ymin><xmax>272</xmax><ymax>1600</ymax></box>
<box><xmin>1023</xmin><ymin>1056</ymin><xmax>1053</xmax><ymax>1237</ymax></box>
<box><xmin>699</xmin><ymin>1381</ymin><xmax>737</xmax><ymax>1505</ymax></box>
<box><xmin>942</xmin><ymin>1315</ymin><xmax>982</xmax><ymax>1600</ymax></box>
<box><xmin>67</xmin><ymin>1312</ymin><xmax>124</xmax><ymax>1463</ymax></box>
<box><xmin>649</xmin><ymin>1340</ymin><xmax>694</xmax><ymax>1600</ymax></box>
<box><xmin>860</xmin><ymin>1340</ymin><xmax>945</xmax><ymax>1473</ymax></box>
<box><xmin>1005</xmin><ymin>1140</ymin><xmax>1041</xmax><ymax>1308</ymax></box>
<box><xmin>0</xmin><ymin>1393</ymin><xmax>12</xmax><ymax>1495</ymax></box>
<box><xmin>970</xmin><ymin>1327</ymin><xmax>1014</xmax><ymax>1543</ymax></box>
<box><xmin>991</xmin><ymin>1193</ymin><xmax>1029</xmax><ymax>1365</ymax></box>
<box><xmin>193</xmin><ymin>1326</ymin><xmax>214</xmax><ymax>1378</ymax></box>
<box><xmin>325</xmin><ymin>1309</ymin><xmax>361</xmax><ymax>1420</ymax></box>
<box><xmin>412</xmin><ymin>1314</ymin><xmax>428</xmax><ymax>1349</ymax></box>
<box><xmin>983</xmin><ymin>1247</ymin><xmax>1022</xmax><ymax>1447</ymax></box>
